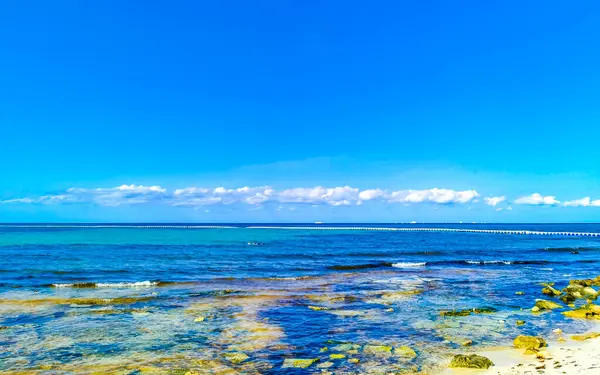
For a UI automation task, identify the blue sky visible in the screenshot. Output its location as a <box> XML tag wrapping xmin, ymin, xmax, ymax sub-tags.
<box><xmin>1</xmin><ymin>1</ymin><xmax>600</xmax><ymax>222</ymax></box>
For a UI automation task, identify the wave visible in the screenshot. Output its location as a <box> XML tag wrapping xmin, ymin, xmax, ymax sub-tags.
<box><xmin>327</xmin><ymin>262</ymin><xmax>393</xmax><ymax>271</ymax></box>
<box><xmin>392</xmin><ymin>262</ymin><xmax>427</xmax><ymax>268</ymax></box>
<box><xmin>49</xmin><ymin>281</ymin><xmax>175</xmax><ymax>288</ymax></box>
<box><xmin>326</xmin><ymin>259</ymin><xmax>598</xmax><ymax>271</ymax></box>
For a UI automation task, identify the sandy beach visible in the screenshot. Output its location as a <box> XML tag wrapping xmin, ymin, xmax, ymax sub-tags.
<box><xmin>444</xmin><ymin>330</ymin><xmax>600</xmax><ymax>375</ymax></box>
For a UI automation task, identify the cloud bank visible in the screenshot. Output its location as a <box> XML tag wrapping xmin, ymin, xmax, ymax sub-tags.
<box><xmin>514</xmin><ymin>193</ymin><xmax>560</xmax><ymax>205</ymax></box>
<box><xmin>3</xmin><ymin>186</ymin><xmax>600</xmax><ymax>211</ymax></box>
<box><xmin>1</xmin><ymin>185</ymin><xmax>480</xmax><ymax>208</ymax></box>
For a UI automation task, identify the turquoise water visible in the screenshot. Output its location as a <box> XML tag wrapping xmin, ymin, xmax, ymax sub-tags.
<box><xmin>1</xmin><ymin>224</ymin><xmax>599</xmax><ymax>374</ymax></box>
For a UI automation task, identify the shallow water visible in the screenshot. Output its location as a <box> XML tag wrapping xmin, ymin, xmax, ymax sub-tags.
<box><xmin>1</xmin><ymin>224</ymin><xmax>599</xmax><ymax>374</ymax></box>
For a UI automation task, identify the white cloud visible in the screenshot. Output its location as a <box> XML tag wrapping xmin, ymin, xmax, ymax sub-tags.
<box><xmin>563</xmin><ymin>197</ymin><xmax>600</xmax><ymax>207</ymax></box>
<box><xmin>388</xmin><ymin>188</ymin><xmax>479</xmax><ymax>204</ymax></box>
<box><xmin>1</xmin><ymin>185</ymin><xmax>482</xmax><ymax>208</ymax></box>
<box><xmin>484</xmin><ymin>196</ymin><xmax>506</xmax><ymax>207</ymax></box>
<box><xmin>514</xmin><ymin>193</ymin><xmax>559</xmax><ymax>205</ymax></box>
<box><xmin>172</xmin><ymin>186</ymin><xmax>274</xmax><ymax>207</ymax></box>
<box><xmin>358</xmin><ymin>189</ymin><xmax>387</xmax><ymax>202</ymax></box>
<box><xmin>278</xmin><ymin>186</ymin><xmax>360</xmax><ymax>206</ymax></box>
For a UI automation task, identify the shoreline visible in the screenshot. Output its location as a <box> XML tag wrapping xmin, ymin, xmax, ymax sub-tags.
<box><xmin>442</xmin><ymin>329</ymin><xmax>600</xmax><ymax>375</ymax></box>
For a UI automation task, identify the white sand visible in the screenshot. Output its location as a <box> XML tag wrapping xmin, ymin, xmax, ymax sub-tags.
<box><xmin>443</xmin><ymin>334</ymin><xmax>600</xmax><ymax>375</ymax></box>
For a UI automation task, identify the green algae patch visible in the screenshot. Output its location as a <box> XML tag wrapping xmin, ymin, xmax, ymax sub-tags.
<box><xmin>514</xmin><ymin>335</ymin><xmax>547</xmax><ymax>350</ymax></box>
<box><xmin>282</xmin><ymin>358</ymin><xmax>319</xmax><ymax>369</ymax></box>
<box><xmin>363</xmin><ymin>345</ymin><xmax>392</xmax><ymax>356</ymax></box>
<box><xmin>331</xmin><ymin>343</ymin><xmax>360</xmax><ymax>352</ymax></box>
<box><xmin>0</xmin><ymin>296</ymin><xmax>155</xmax><ymax>307</ymax></box>
<box><xmin>329</xmin><ymin>353</ymin><xmax>346</xmax><ymax>359</ymax></box>
<box><xmin>449</xmin><ymin>354</ymin><xmax>494</xmax><ymax>369</ymax></box>
<box><xmin>440</xmin><ymin>307</ymin><xmax>497</xmax><ymax>317</ymax></box>
<box><xmin>440</xmin><ymin>310</ymin><xmax>471</xmax><ymax>317</ymax></box>
<box><xmin>222</xmin><ymin>351</ymin><xmax>249</xmax><ymax>364</ymax></box>
<box><xmin>394</xmin><ymin>346</ymin><xmax>418</xmax><ymax>359</ymax></box>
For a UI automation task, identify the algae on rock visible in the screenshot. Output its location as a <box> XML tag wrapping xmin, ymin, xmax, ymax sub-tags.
<box><xmin>449</xmin><ymin>354</ymin><xmax>494</xmax><ymax>369</ymax></box>
<box><xmin>281</xmin><ymin>358</ymin><xmax>319</xmax><ymax>369</ymax></box>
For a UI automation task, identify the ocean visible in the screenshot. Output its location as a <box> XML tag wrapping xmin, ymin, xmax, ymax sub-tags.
<box><xmin>1</xmin><ymin>223</ymin><xmax>599</xmax><ymax>374</ymax></box>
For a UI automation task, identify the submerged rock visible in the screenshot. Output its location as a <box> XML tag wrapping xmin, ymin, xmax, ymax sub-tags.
<box><xmin>516</xmin><ymin>320</ymin><xmax>526</xmax><ymax>326</ymax></box>
<box><xmin>440</xmin><ymin>307</ymin><xmax>497</xmax><ymax>317</ymax></box>
<box><xmin>363</xmin><ymin>345</ymin><xmax>392</xmax><ymax>356</ymax></box>
<box><xmin>348</xmin><ymin>358</ymin><xmax>360</xmax><ymax>364</ymax></box>
<box><xmin>222</xmin><ymin>352</ymin><xmax>249</xmax><ymax>364</ymax></box>
<box><xmin>317</xmin><ymin>361</ymin><xmax>334</xmax><ymax>368</ymax></box>
<box><xmin>394</xmin><ymin>346</ymin><xmax>418</xmax><ymax>359</ymax></box>
<box><xmin>441</xmin><ymin>310</ymin><xmax>471</xmax><ymax>317</ymax></box>
<box><xmin>515</xmin><ymin>291</ymin><xmax>525</xmax><ymax>295</ymax></box>
<box><xmin>449</xmin><ymin>354</ymin><xmax>494</xmax><ymax>369</ymax></box>
<box><xmin>329</xmin><ymin>353</ymin><xmax>345</xmax><ymax>359</ymax></box>
<box><xmin>308</xmin><ymin>305</ymin><xmax>330</xmax><ymax>311</ymax></box>
<box><xmin>331</xmin><ymin>343</ymin><xmax>360</xmax><ymax>352</ymax></box>
<box><xmin>514</xmin><ymin>335</ymin><xmax>547</xmax><ymax>350</ymax></box>
<box><xmin>282</xmin><ymin>358</ymin><xmax>319</xmax><ymax>369</ymax></box>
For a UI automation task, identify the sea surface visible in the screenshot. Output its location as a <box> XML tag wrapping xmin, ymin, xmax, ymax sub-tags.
<box><xmin>1</xmin><ymin>223</ymin><xmax>600</xmax><ymax>374</ymax></box>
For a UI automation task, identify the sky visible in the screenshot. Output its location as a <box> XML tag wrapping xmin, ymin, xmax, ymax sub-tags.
<box><xmin>1</xmin><ymin>1</ymin><xmax>600</xmax><ymax>223</ymax></box>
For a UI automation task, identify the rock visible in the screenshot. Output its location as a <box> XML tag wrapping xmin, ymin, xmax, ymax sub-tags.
<box><xmin>329</xmin><ymin>354</ymin><xmax>345</xmax><ymax>359</ymax></box>
<box><xmin>571</xmin><ymin>332</ymin><xmax>600</xmax><ymax>341</ymax></box>
<box><xmin>194</xmin><ymin>316</ymin><xmax>205</xmax><ymax>322</ymax></box>
<box><xmin>583</xmin><ymin>287</ymin><xmax>599</xmax><ymax>299</ymax></box>
<box><xmin>363</xmin><ymin>345</ymin><xmax>392</xmax><ymax>356</ymax></box>
<box><xmin>560</xmin><ymin>293</ymin><xmax>577</xmax><ymax>304</ymax></box>
<box><xmin>516</xmin><ymin>320</ymin><xmax>526</xmax><ymax>326</ymax></box>
<box><xmin>514</xmin><ymin>335</ymin><xmax>548</xmax><ymax>350</ymax></box>
<box><xmin>525</xmin><ymin>348</ymin><xmax>539</xmax><ymax>355</ymax></box>
<box><xmin>562</xmin><ymin>304</ymin><xmax>600</xmax><ymax>320</ymax></box>
<box><xmin>542</xmin><ymin>285</ymin><xmax>563</xmax><ymax>297</ymax></box>
<box><xmin>462</xmin><ymin>340</ymin><xmax>473</xmax><ymax>346</ymax></box>
<box><xmin>223</xmin><ymin>352</ymin><xmax>249</xmax><ymax>364</ymax></box>
<box><xmin>319</xmin><ymin>347</ymin><xmax>328</xmax><ymax>352</ymax></box>
<box><xmin>348</xmin><ymin>358</ymin><xmax>360</xmax><ymax>364</ymax></box>
<box><xmin>394</xmin><ymin>346</ymin><xmax>417</xmax><ymax>359</ymax></box>
<box><xmin>536</xmin><ymin>350</ymin><xmax>552</xmax><ymax>360</ymax></box>
<box><xmin>515</xmin><ymin>291</ymin><xmax>525</xmax><ymax>295</ymax></box>
<box><xmin>440</xmin><ymin>310</ymin><xmax>471</xmax><ymax>317</ymax></box>
<box><xmin>384</xmin><ymin>308</ymin><xmax>394</xmax><ymax>312</ymax></box>
<box><xmin>570</xmin><ymin>279</ymin><xmax>595</xmax><ymax>287</ymax></box>
<box><xmin>449</xmin><ymin>354</ymin><xmax>494</xmax><ymax>369</ymax></box>
<box><xmin>317</xmin><ymin>361</ymin><xmax>334</xmax><ymax>369</ymax></box>
<box><xmin>534</xmin><ymin>299</ymin><xmax>562</xmax><ymax>311</ymax></box>
<box><xmin>440</xmin><ymin>307</ymin><xmax>497</xmax><ymax>317</ymax></box>
<box><xmin>308</xmin><ymin>305</ymin><xmax>330</xmax><ymax>311</ymax></box>
<box><xmin>282</xmin><ymin>358</ymin><xmax>319</xmax><ymax>369</ymax></box>
<box><xmin>473</xmin><ymin>307</ymin><xmax>498</xmax><ymax>314</ymax></box>
<box><xmin>553</xmin><ymin>328</ymin><xmax>563</xmax><ymax>334</ymax></box>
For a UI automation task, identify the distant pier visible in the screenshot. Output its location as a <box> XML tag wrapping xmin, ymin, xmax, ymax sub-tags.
<box><xmin>1</xmin><ymin>224</ymin><xmax>599</xmax><ymax>237</ymax></box>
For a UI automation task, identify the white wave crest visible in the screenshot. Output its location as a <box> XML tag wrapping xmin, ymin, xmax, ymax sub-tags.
<box><xmin>391</xmin><ymin>262</ymin><xmax>427</xmax><ymax>268</ymax></box>
<box><xmin>52</xmin><ymin>281</ymin><xmax>159</xmax><ymax>288</ymax></box>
